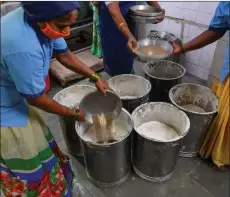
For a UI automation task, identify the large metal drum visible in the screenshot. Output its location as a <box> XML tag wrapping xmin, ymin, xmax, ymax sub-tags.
<box><xmin>107</xmin><ymin>74</ymin><xmax>151</xmax><ymax>113</ymax></box>
<box><xmin>53</xmin><ymin>85</ymin><xmax>96</xmax><ymax>156</ymax></box>
<box><xmin>144</xmin><ymin>60</ymin><xmax>186</xmax><ymax>102</ymax></box>
<box><xmin>169</xmin><ymin>83</ymin><xmax>218</xmax><ymax>157</ymax></box>
<box><xmin>132</xmin><ymin>102</ymin><xmax>190</xmax><ymax>182</ymax></box>
<box><xmin>76</xmin><ymin>108</ymin><xmax>133</xmax><ymax>187</ymax></box>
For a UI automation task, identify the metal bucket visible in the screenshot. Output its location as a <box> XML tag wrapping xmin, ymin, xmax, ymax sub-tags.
<box><xmin>76</xmin><ymin>108</ymin><xmax>133</xmax><ymax>187</ymax></box>
<box><xmin>107</xmin><ymin>74</ymin><xmax>151</xmax><ymax>113</ymax></box>
<box><xmin>144</xmin><ymin>60</ymin><xmax>186</xmax><ymax>102</ymax></box>
<box><xmin>169</xmin><ymin>83</ymin><xmax>218</xmax><ymax>157</ymax></box>
<box><xmin>131</xmin><ymin>102</ymin><xmax>190</xmax><ymax>182</ymax></box>
<box><xmin>53</xmin><ymin>85</ymin><xmax>96</xmax><ymax>156</ymax></box>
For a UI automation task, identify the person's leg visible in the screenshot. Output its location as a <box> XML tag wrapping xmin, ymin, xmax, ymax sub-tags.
<box><xmin>0</xmin><ymin>107</ymin><xmax>73</xmax><ymax>196</ymax></box>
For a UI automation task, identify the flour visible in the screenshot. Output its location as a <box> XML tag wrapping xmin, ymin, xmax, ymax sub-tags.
<box><xmin>181</xmin><ymin>104</ymin><xmax>205</xmax><ymax>113</ymax></box>
<box><xmin>120</xmin><ymin>95</ymin><xmax>138</xmax><ymax>100</ymax></box>
<box><xmin>59</xmin><ymin>90</ymin><xmax>91</xmax><ymax>109</ymax></box>
<box><xmin>136</xmin><ymin>121</ymin><xmax>179</xmax><ymax>141</ymax></box>
<box><xmin>83</xmin><ymin>121</ymin><xmax>127</xmax><ymax>143</ymax></box>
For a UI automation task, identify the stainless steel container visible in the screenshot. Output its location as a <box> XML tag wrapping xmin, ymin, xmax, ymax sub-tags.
<box><xmin>135</xmin><ymin>38</ymin><xmax>173</xmax><ymax>62</ymax></box>
<box><xmin>53</xmin><ymin>85</ymin><xmax>96</xmax><ymax>156</ymax></box>
<box><xmin>169</xmin><ymin>83</ymin><xmax>218</xmax><ymax>157</ymax></box>
<box><xmin>76</xmin><ymin>108</ymin><xmax>133</xmax><ymax>187</ymax></box>
<box><xmin>107</xmin><ymin>74</ymin><xmax>151</xmax><ymax>113</ymax></box>
<box><xmin>144</xmin><ymin>60</ymin><xmax>186</xmax><ymax>102</ymax></box>
<box><xmin>147</xmin><ymin>30</ymin><xmax>184</xmax><ymax>64</ymax></box>
<box><xmin>131</xmin><ymin>102</ymin><xmax>190</xmax><ymax>182</ymax></box>
<box><xmin>79</xmin><ymin>90</ymin><xmax>122</xmax><ymax>124</ymax></box>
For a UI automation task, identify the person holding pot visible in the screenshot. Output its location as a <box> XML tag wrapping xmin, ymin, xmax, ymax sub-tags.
<box><xmin>1</xmin><ymin>2</ymin><xmax>109</xmax><ymax>196</ymax></box>
<box><xmin>97</xmin><ymin>1</ymin><xmax>165</xmax><ymax>76</ymax></box>
<box><xmin>171</xmin><ymin>1</ymin><xmax>229</xmax><ymax>171</ymax></box>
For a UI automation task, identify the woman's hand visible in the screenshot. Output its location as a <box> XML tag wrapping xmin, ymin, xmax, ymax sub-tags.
<box><xmin>156</xmin><ymin>8</ymin><xmax>165</xmax><ymax>23</ymax></box>
<box><xmin>73</xmin><ymin>107</ymin><xmax>86</xmax><ymax>122</ymax></box>
<box><xmin>95</xmin><ymin>78</ymin><xmax>110</xmax><ymax>96</ymax></box>
<box><xmin>170</xmin><ymin>41</ymin><xmax>183</xmax><ymax>55</ymax></box>
<box><xmin>127</xmin><ymin>35</ymin><xmax>137</xmax><ymax>54</ymax></box>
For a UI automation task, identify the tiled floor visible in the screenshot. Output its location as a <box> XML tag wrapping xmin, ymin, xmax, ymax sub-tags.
<box><xmin>40</xmin><ymin>67</ymin><xmax>229</xmax><ymax>197</ymax></box>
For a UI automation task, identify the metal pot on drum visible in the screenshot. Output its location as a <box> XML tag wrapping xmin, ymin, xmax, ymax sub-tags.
<box><xmin>107</xmin><ymin>74</ymin><xmax>151</xmax><ymax>113</ymax></box>
<box><xmin>169</xmin><ymin>83</ymin><xmax>218</xmax><ymax>157</ymax></box>
<box><xmin>53</xmin><ymin>85</ymin><xmax>96</xmax><ymax>156</ymax></box>
<box><xmin>144</xmin><ymin>60</ymin><xmax>186</xmax><ymax>102</ymax></box>
<box><xmin>76</xmin><ymin>108</ymin><xmax>133</xmax><ymax>187</ymax></box>
<box><xmin>131</xmin><ymin>102</ymin><xmax>190</xmax><ymax>182</ymax></box>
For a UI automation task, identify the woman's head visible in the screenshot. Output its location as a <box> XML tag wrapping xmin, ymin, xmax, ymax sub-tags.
<box><xmin>22</xmin><ymin>2</ymin><xmax>80</xmax><ymax>39</ymax></box>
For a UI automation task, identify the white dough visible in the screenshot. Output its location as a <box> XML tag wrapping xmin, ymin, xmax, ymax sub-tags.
<box><xmin>136</xmin><ymin>121</ymin><xmax>179</xmax><ymax>141</ymax></box>
<box><xmin>181</xmin><ymin>104</ymin><xmax>205</xmax><ymax>113</ymax></box>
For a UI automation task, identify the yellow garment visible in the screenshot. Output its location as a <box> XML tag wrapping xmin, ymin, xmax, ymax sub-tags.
<box><xmin>199</xmin><ymin>76</ymin><xmax>229</xmax><ymax>167</ymax></box>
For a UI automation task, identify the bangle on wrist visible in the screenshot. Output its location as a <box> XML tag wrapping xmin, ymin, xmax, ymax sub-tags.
<box><xmin>90</xmin><ymin>73</ymin><xmax>101</xmax><ymax>83</ymax></box>
<box><xmin>73</xmin><ymin>108</ymin><xmax>80</xmax><ymax>118</ymax></box>
<box><xmin>118</xmin><ymin>22</ymin><xmax>125</xmax><ymax>30</ymax></box>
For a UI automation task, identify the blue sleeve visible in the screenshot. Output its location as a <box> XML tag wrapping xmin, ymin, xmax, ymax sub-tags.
<box><xmin>53</xmin><ymin>38</ymin><xmax>68</xmax><ymax>53</ymax></box>
<box><xmin>5</xmin><ymin>52</ymin><xmax>46</xmax><ymax>98</ymax></box>
<box><xmin>209</xmin><ymin>2</ymin><xmax>229</xmax><ymax>32</ymax></box>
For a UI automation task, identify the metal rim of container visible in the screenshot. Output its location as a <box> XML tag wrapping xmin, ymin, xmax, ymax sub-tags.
<box><xmin>132</xmin><ymin>163</ymin><xmax>173</xmax><ymax>183</ymax></box>
<box><xmin>131</xmin><ymin>102</ymin><xmax>190</xmax><ymax>143</ymax></box>
<box><xmin>129</xmin><ymin>5</ymin><xmax>162</xmax><ymax>17</ymax></box>
<box><xmin>85</xmin><ymin>170</ymin><xmax>130</xmax><ymax>187</ymax></box>
<box><xmin>53</xmin><ymin>84</ymin><xmax>96</xmax><ymax>102</ymax></box>
<box><xmin>169</xmin><ymin>83</ymin><xmax>219</xmax><ymax>116</ymax></box>
<box><xmin>179</xmin><ymin>150</ymin><xmax>199</xmax><ymax>158</ymax></box>
<box><xmin>107</xmin><ymin>74</ymin><xmax>152</xmax><ymax>101</ymax></box>
<box><xmin>75</xmin><ymin>108</ymin><xmax>134</xmax><ymax>147</ymax></box>
<box><xmin>143</xmin><ymin>60</ymin><xmax>186</xmax><ymax>81</ymax></box>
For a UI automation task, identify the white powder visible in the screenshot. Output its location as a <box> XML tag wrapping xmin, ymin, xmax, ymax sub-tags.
<box><xmin>121</xmin><ymin>95</ymin><xmax>138</xmax><ymax>100</ymax></box>
<box><xmin>83</xmin><ymin>121</ymin><xmax>127</xmax><ymax>143</ymax></box>
<box><xmin>59</xmin><ymin>90</ymin><xmax>91</xmax><ymax>109</ymax></box>
<box><xmin>136</xmin><ymin>121</ymin><xmax>179</xmax><ymax>141</ymax></box>
<box><xmin>181</xmin><ymin>104</ymin><xmax>205</xmax><ymax>113</ymax></box>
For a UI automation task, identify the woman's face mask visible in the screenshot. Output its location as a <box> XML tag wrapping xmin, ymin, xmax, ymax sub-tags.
<box><xmin>39</xmin><ymin>22</ymin><xmax>70</xmax><ymax>39</ymax></box>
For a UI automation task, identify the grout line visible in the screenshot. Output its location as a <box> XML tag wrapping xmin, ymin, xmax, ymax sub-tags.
<box><xmin>186</xmin><ymin>160</ymin><xmax>201</xmax><ymax>176</ymax></box>
<box><xmin>189</xmin><ymin>176</ymin><xmax>216</xmax><ymax>197</ymax></box>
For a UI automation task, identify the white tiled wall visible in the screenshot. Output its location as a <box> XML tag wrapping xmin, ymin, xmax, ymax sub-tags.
<box><xmin>137</xmin><ymin>1</ymin><xmax>220</xmax><ymax>81</ymax></box>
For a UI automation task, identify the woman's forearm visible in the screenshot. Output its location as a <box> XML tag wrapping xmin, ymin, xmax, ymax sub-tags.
<box><xmin>27</xmin><ymin>94</ymin><xmax>76</xmax><ymax>116</ymax></box>
<box><xmin>183</xmin><ymin>30</ymin><xmax>225</xmax><ymax>52</ymax></box>
<box><xmin>55</xmin><ymin>50</ymin><xmax>95</xmax><ymax>78</ymax></box>
<box><xmin>107</xmin><ymin>2</ymin><xmax>134</xmax><ymax>40</ymax></box>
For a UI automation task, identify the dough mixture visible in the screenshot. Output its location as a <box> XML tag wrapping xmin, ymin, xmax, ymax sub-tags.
<box><xmin>181</xmin><ymin>104</ymin><xmax>205</xmax><ymax>113</ymax></box>
<box><xmin>137</xmin><ymin>121</ymin><xmax>179</xmax><ymax>141</ymax></box>
<box><xmin>137</xmin><ymin>45</ymin><xmax>168</xmax><ymax>56</ymax></box>
<box><xmin>83</xmin><ymin>121</ymin><xmax>127</xmax><ymax>143</ymax></box>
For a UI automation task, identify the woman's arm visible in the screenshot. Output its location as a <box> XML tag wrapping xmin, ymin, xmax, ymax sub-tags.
<box><xmin>106</xmin><ymin>2</ymin><xmax>137</xmax><ymax>53</ymax></box>
<box><xmin>26</xmin><ymin>94</ymin><xmax>85</xmax><ymax>121</ymax></box>
<box><xmin>55</xmin><ymin>50</ymin><xmax>109</xmax><ymax>95</ymax></box>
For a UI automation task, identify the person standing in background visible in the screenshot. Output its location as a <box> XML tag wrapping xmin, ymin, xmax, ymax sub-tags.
<box><xmin>98</xmin><ymin>1</ymin><xmax>165</xmax><ymax>76</ymax></box>
<box><xmin>171</xmin><ymin>1</ymin><xmax>229</xmax><ymax>171</ymax></box>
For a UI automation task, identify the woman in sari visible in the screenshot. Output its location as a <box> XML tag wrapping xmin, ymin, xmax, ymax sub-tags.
<box><xmin>0</xmin><ymin>2</ymin><xmax>109</xmax><ymax>196</ymax></box>
<box><xmin>171</xmin><ymin>2</ymin><xmax>229</xmax><ymax>171</ymax></box>
<box><xmin>94</xmin><ymin>1</ymin><xmax>165</xmax><ymax>76</ymax></box>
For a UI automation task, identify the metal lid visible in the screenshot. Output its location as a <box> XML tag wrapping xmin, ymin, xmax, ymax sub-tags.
<box><xmin>129</xmin><ymin>5</ymin><xmax>162</xmax><ymax>17</ymax></box>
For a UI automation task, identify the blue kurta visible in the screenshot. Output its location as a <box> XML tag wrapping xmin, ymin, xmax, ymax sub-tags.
<box><xmin>209</xmin><ymin>2</ymin><xmax>230</xmax><ymax>83</ymax></box>
<box><xmin>99</xmin><ymin>1</ymin><xmax>136</xmax><ymax>76</ymax></box>
<box><xmin>1</xmin><ymin>8</ymin><xmax>68</xmax><ymax>126</ymax></box>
